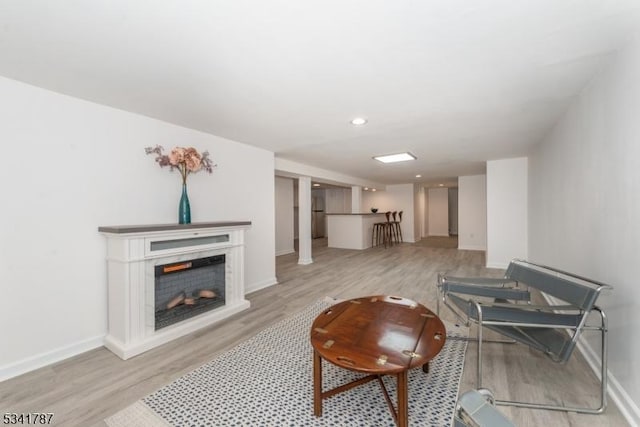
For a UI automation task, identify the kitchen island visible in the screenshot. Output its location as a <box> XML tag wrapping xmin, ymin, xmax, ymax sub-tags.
<box><xmin>326</xmin><ymin>213</ymin><xmax>386</xmax><ymax>250</ymax></box>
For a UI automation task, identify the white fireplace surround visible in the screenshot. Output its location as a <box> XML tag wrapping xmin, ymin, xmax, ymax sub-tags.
<box><xmin>99</xmin><ymin>222</ymin><xmax>251</xmax><ymax>359</ymax></box>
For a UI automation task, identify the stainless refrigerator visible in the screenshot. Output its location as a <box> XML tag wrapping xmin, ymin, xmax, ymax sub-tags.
<box><xmin>312</xmin><ymin>196</ymin><xmax>325</xmax><ymax>238</ymax></box>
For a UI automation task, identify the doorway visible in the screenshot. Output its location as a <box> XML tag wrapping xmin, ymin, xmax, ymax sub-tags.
<box><xmin>426</xmin><ymin>187</ymin><xmax>458</xmax><ymax>237</ymax></box>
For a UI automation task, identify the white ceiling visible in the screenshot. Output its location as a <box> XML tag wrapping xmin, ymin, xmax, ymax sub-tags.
<box><xmin>2</xmin><ymin>1</ymin><xmax>640</xmax><ymax>184</ymax></box>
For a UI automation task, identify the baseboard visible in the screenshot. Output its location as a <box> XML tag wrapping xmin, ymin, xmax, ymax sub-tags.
<box><xmin>245</xmin><ymin>277</ymin><xmax>278</xmax><ymax>294</ymax></box>
<box><xmin>428</xmin><ymin>233</ymin><xmax>450</xmax><ymax>237</ymax></box>
<box><xmin>1</xmin><ymin>276</ymin><xmax>278</xmax><ymax>381</ymax></box>
<box><xmin>577</xmin><ymin>338</ymin><xmax>640</xmax><ymax>426</ymax></box>
<box><xmin>275</xmin><ymin>249</ymin><xmax>295</xmax><ymax>256</ymax></box>
<box><xmin>457</xmin><ymin>245</ymin><xmax>486</xmax><ymax>251</ymax></box>
<box><xmin>541</xmin><ymin>294</ymin><xmax>640</xmax><ymax>426</ymax></box>
<box><xmin>0</xmin><ymin>334</ymin><xmax>104</xmax><ymax>382</ymax></box>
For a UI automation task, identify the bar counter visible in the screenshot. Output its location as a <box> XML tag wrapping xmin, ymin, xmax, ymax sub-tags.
<box><xmin>325</xmin><ymin>213</ymin><xmax>386</xmax><ymax>250</ymax></box>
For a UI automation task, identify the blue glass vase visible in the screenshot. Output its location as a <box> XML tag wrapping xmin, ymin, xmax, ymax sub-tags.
<box><xmin>178</xmin><ymin>183</ymin><xmax>191</xmax><ymax>224</ymax></box>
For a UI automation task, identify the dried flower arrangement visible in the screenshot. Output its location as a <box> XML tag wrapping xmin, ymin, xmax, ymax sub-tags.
<box><xmin>145</xmin><ymin>145</ymin><xmax>215</xmax><ymax>184</ymax></box>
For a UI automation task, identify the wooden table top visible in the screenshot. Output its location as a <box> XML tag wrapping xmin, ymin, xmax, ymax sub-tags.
<box><xmin>310</xmin><ymin>295</ymin><xmax>446</xmax><ymax>374</ymax></box>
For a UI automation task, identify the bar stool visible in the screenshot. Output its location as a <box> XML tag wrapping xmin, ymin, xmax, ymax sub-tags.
<box><xmin>372</xmin><ymin>212</ymin><xmax>392</xmax><ymax>248</ymax></box>
<box><xmin>372</xmin><ymin>220</ymin><xmax>384</xmax><ymax>247</ymax></box>
<box><xmin>389</xmin><ymin>211</ymin><xmax>399</xmax><ymax>243</ymax></box>
<box><xmin>392</xmin><ymin>211</ymin><xmax>403</xmax><ymax>243</ymax></box>
<box><xmin>387</xmin><ymin>211</ymin><xmax>397</xmax><ymax>247</ymax></box>
<box><xmin>371</xmin><ymin>218</ymin><xmax>383</xmax><ymax>248</ymax></box>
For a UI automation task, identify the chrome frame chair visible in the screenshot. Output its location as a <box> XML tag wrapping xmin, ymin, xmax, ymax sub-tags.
<box><xmin>454</xmin><ymin>388</ymin><xmax>515</xmax><ymax>427</ymax></box>
<box><xmin>437</xmin><ymin>259</ymin><xmax>612</xmax><ymax>414</ymax></box>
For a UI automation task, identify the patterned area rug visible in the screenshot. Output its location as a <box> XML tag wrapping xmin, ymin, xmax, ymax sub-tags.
<box><xmin>105</xmin><ymin>298</ymin><xmax>468</xmax><ymax>427</ymax></box>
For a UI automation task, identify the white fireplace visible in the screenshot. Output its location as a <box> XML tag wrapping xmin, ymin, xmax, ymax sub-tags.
<box><xmin>99</xmin><ymin>222</ymin><xmax>251</xmax><ymax>359</ymax></box>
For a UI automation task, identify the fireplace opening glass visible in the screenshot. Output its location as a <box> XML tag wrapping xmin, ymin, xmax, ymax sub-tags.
<box><xmin>154</xmin><ymin>254</ymin><xmax>226</xmax><ymax>330</ymax></box>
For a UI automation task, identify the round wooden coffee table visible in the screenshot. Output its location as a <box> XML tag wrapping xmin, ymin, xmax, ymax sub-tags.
<box><xmin>310</xmin><ymin>295</ymin><xmax>446</xmax><ymax>427</ymax></box>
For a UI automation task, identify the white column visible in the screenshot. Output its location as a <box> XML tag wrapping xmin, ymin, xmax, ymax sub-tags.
<box><xmin>298</xmin><ymin>176</ymin><xmax>313</xmax><ymax>265</ymax></box>
<box><xmin>351</xmin><ymin>185</ymin><xmax>362</xmax><ymax>213</ymax></box>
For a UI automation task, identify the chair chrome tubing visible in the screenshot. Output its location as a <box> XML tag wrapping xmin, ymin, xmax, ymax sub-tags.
<box><xmin>474</xmin><ymin>301</ymin><xmax>609</xmax><ymax>414</ymax></box>
<box><xmin>437</xmin><ymin>284</ymin><xmax>517</xmax><ymax>344</ymax></box>
<box><xmin>454</xmin><ymin>388</ymin><xmax>516</xmax><ymax>427</ymax></box>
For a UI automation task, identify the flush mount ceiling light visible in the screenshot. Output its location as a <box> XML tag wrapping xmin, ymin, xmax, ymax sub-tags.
<box><xmin>415</xmin><ymin>174</ymin><xmax>422</xmax><ymax>178</ymax></box>
<box><xmin>350</xmin><ymin>117</ymin><xmax>368</xmax><ymax>126</ymax></box>
<box><xmin>373</xmin><ymin>152</ymin><xmax>417</xmax><ymax>164</ymax></box>
<box><xmin>313</xmin><ymin>183</ymin><xmax>320</xmax><ymax>187</ymax></box>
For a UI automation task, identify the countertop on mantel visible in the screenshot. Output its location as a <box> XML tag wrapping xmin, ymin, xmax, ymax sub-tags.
<box><xmin>98</xmin><ymin>221</ymin><xmax>251</xmax><ymax>234</ymax></box>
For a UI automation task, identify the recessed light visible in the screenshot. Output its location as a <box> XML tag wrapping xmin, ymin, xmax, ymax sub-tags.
<box><xmin>351</xmin><ymin>117</ymin><xmax>368</xmax><ymax>126</ymax></box>
<box><xmin>371</xmin><ymin>188</ymin><xmax>377</xmax><ymax>192</ymax></box>
<box><xmin>438</xmin><ymin>184</ymin><xmax>444</xmax><ymax>187</ymax></box>
<box><xmin>415</xmin><ymin>174</ymin><xmax>422</xmax><ymax>178</ymax></box>
<box><xmin>364</xmin><ymin>187</ymin><xmax>369</xmax><ymax>190</ymax></box>
<box><xmin>373</xmin><ymin>152</ymin><xmax>416</xmax><ymax>163</ymax></box>
<box><xmin>313</xmin><ymin>183</ymin><xmax>320</xmax><ymax>187</ymax></box>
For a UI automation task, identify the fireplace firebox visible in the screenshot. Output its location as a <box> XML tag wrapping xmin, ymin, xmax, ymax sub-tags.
<box><xmin>155</xmin><ymin>254</ymin><xmax>226</xmax><ymax>330</ymax></box>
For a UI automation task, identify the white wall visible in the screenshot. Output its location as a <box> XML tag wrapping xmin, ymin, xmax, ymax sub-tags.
<box><xmin>0</xmin><ymin>76</ymin><xmax>276</xmax><ymax>380</ymax></box>
<box><xmin>428</xmin><ymin>188</ymin><xmax>449</xmax><ymax>236</ymax></box>
<box><xmin>325</xmin><ymin>188</ymin><xmax>351</xmax><ymax>213</ymax></box>
<box><xmin>362</xmin><ymin>184</ymin><xmax>416</xmax><ymax>242</ymax></box>
<box><xmin>486</xmin><ymin>158</ymin><xmax>527</xmax><ymax>268</ymax></box>
<box><xmin>529</xmin><ymin>36</ymin><xmax>640</xmax><ymax>424</ymax></box>
<box><xmin>363</xmin><ymin>191</ymin><xmax>391</xmax><ymax>213</ymax></box>
<box><xmin>275</xmin><ymin>177</ymin><xmax>294</xmax><ymax>256</ymax></box>
<box><xmin>458</xmin><ymin>175</ymin><xmax>487</xmax><ymax>251</ymax></box>
<box><xmin>388</xmin><ymin>184</ymin><xmax>416</xmax><ymax>242</ymax></box>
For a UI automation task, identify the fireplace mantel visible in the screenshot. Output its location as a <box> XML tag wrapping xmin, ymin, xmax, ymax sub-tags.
<box><xmin>99</xmin><ymin>221</ymin><xmax>251</xmax><ymax>359</ymax></box>
<box><xmin>98</xmin><ymin>221</ymin><xmax>251</xmax><ymax>234</ymax></box>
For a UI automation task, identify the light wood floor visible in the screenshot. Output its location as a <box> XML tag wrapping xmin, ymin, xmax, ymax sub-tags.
<box><xmin>0</xmin><ymin>239</ymin><xmax>628</xmax><ymax>426</ymax></box>
<box><xmin>414</xmin><ymin>235</ymin><xmax>459</xmax><ymax>249</ymax></box>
